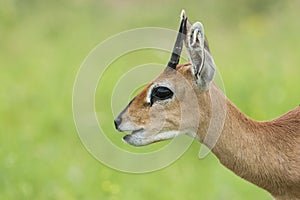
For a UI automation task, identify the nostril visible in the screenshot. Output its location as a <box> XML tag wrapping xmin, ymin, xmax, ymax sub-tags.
<box><xmin>114</xmin><ymin>117</ymin><xmax>122</xmax><ymax>130</ymax></box>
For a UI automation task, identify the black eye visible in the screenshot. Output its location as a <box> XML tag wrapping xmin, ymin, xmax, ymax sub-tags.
<box><xmin>151</xmin><ymin>86</ymin><xmax>173</xmax><ymax>105</ymax></box>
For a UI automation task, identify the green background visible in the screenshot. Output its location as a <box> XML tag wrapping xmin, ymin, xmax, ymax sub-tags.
<box><xmin>1</xmin><ymin>0</ymin><xmax>300</xmax><ymax>199</ymax></box>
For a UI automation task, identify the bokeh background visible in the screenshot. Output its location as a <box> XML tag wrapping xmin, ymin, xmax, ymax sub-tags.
<box><xmin>1</xmin><ymin>0</ymin><xmax>300</xmax><ymax>199</ymax></box>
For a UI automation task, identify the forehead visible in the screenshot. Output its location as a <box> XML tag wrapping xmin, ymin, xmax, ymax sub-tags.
<box><xmin>157</xmin><ymin>62</ymin><xmax>192</xmax><ymax>80</ymax></box>
<box><xmin>159</xmin><ymin>63</ymin><xmax>193</xmax><ymax>83</ymax></box>
<box><xmin>132</xmin><ymin>63</ymin><xmax>193</xmax><ymax>103</ymax></box>
<box><xmin>147</xmin><ymin>63</ymin><xmax>193</xmax><ymax>88</ymax></box>
<box><xmin>176</xmin><ymin>62</ymin><xmax>192</xmax><ymax>74</ymax></box>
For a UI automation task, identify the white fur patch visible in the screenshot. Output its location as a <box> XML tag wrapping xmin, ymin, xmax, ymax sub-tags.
<box><xmin>123</xmin><ymin>130</ymin><xmax>188</xmax><ymax>146</ymax></box>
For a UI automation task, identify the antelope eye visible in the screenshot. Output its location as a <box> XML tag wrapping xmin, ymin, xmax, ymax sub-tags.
<box><xmin>151</xmin><ymin>86</ymin><xmax>173</xmax><ymax>104</ymax></box>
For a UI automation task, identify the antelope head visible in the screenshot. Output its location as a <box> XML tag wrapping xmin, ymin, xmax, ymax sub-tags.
<box><xmin>114</xmin><ymin>11</ymin><xmax>216</xmax><ymax>146</ymax></box>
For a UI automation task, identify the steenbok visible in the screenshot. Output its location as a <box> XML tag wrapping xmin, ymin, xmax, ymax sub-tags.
<box><xmin>114</xmin><ymin>10</ymin><xmax>300</xmax><ymax>199</ymax></box>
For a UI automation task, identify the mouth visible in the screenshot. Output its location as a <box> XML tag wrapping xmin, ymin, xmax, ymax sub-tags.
<box><xmin>122</xmin><ymin>129</ymin><xmax>185</xmax><ymax>147</ymax></box>
<box><xmin>122</xmin><ymin>128</ymin><xmax>151</xmax><ymax>146</ymax></box>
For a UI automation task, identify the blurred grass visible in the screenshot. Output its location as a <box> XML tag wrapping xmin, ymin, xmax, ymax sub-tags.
<box><xmin>1</xmin><ymin>0</ymin><xmax>300</xmax><ymax>199</ymax></box>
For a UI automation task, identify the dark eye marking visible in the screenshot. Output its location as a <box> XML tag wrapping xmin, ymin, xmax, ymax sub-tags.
<box><xmin>150</xmin><ymin>86</ymin><xmax>174</xmax><ymax>105</ymax></box>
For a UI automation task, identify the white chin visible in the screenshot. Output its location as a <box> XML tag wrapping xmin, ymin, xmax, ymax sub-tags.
<box><xmin>122</xmin><ymin>130</ymin><xmax>152</xmax><ymax>146</ymax></box>
<box><xmin>122</xmin><ymin>134</ymin><xmax>152</xmax><ymax>146</ymax></box>
<box><xmin>122</xmin><ymin>130</ymin><xmax>184</xmax><ymax>146</ymax></box>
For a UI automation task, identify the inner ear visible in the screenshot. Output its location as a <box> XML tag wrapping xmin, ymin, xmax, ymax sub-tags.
<box><xmin>184</xmin><ymin>21</ymin><xmax>216</xmax><ymax>89</ymax></box>
<box><xmin>184</xmin><ymin>22</ymin><xmax>205</xmax><ymax>76</ymax></box>
<box><xmin>197</xmin><ymin>51</ymin><xmax>215</xmax><ymax>89</ymax></box>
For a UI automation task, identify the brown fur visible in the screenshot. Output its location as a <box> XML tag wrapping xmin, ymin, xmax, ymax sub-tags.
<box><xmin>179</xmin><ymin>63</ymin><xmax>300</xmax><ymax>198</ymax></box>
<box><xmin>208</xmin><ymin>83</ymin><xmax>300</xmax><ymax>199</ymax></box>
<box><xmin>117</xmin><ymin>61</ymin><xmax>300</xmax><ymax>199</ymax></box>
<box><xmin>114</xmin><ymin>11</ymin><xmax>300</xmax><ymax>198</ymax></box>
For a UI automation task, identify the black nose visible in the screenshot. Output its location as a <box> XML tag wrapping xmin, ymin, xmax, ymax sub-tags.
<box><xmin>114</xmin><ymin>116</ymin><xmax>122</xmax><ymax>130</ymax></box>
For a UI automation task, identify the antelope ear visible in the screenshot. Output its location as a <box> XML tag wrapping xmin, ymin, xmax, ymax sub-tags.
<box><xmin>184</xmin><ymin>22</ymin><xmax>216</xmax><ymax>89</ymax></box>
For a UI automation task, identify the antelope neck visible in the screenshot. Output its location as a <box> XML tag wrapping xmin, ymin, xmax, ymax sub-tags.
<box><xmin>200</xmin><ymin>84</ymin><xmax>295</xmax><ymax>197</ymax></box>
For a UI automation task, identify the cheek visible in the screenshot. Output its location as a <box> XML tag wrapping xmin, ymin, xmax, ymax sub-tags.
<box><xmin>128</xmin><ymin>104</ymin><xmax>150</xmax><ymax>126</ymax></box>
<box><xmin>148</xmin><ymin>105</ymin><xmax>167</xmax><ymax>130</ymax></box>
<box><xmin>165</xmin><ymin>108</ymin><xmax>181</xmax><ymax>129</ymax></box>
<box><xmin>148</xmin><ymin>101</ymin><xmax>182</xmax><ymax>130</ymax></box>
